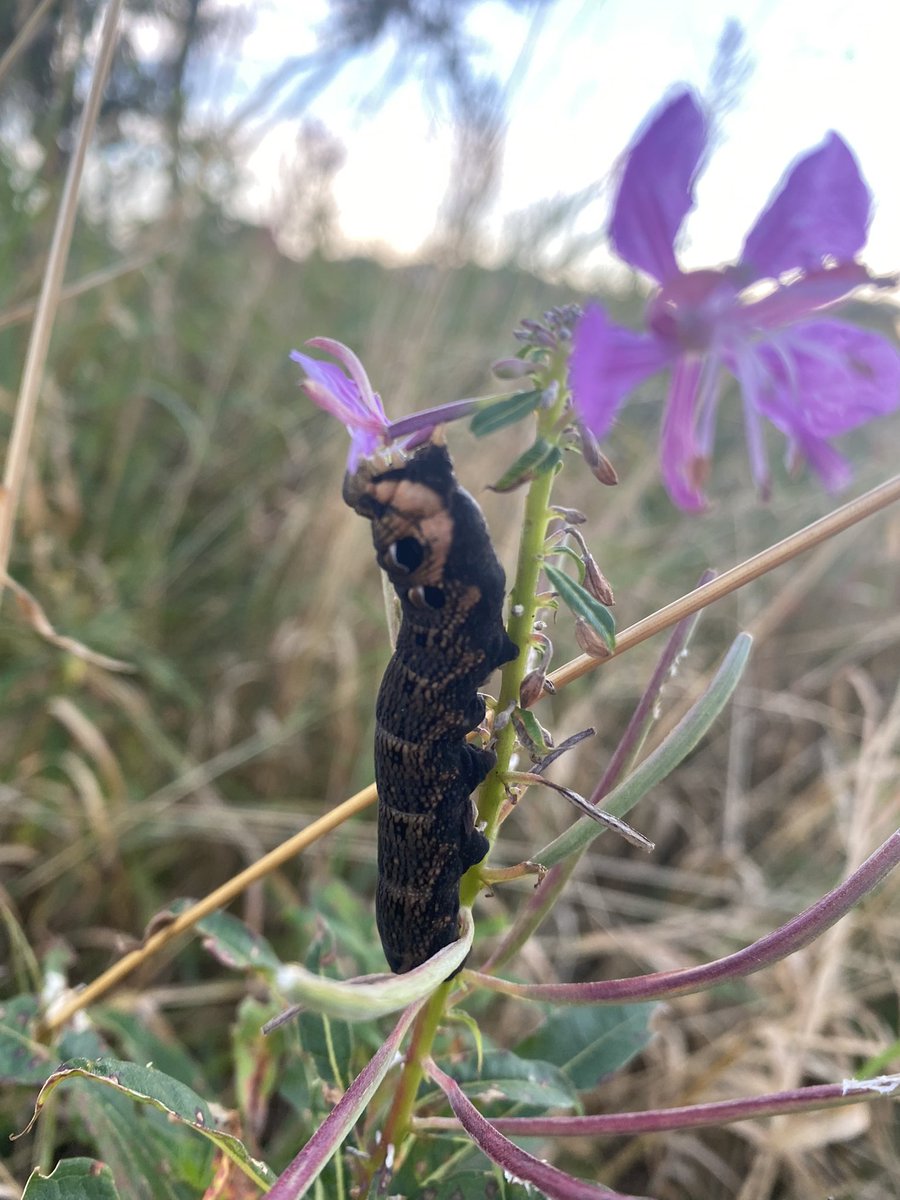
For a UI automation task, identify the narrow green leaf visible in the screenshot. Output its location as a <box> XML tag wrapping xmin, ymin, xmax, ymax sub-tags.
<box><xmin>544</xmin><ymin>563</ymin><xmax>616</xmax><ymax>649</ymax></box>
<box><xmin>489</xmin><ymin>439</ymin><xmax>559</xmax><ymax>493</ymax></box>
<box><xmin>22</xmin><ymin>1157</ymin><xmax>121</xmax><ymax>1199</ymax></box>
<box><xmin>271</xmin><ymin>908</ymin><xmax>474</xmax><ymax>1022</ymax></box>
<box><xmin>470</xmin><ymin>389</ymin><xmax>543</xmax><ymax>437</ymax></box>
<box><xmin>513</xmin><ymin>708</ymin><xmax>552</xmax><ymax>756</ymax></box>
<box><xmin>544</xmin><ymin>541</ymin><xmax>585</xmax><ymax>579</ymax></box>
<box><xmin>535</xmin><ymin>633</ymin><xmax>753</xmax><ymax>867</ymax></box>
<box><xmin>534</xmin><ymin>445</ymin><xmax>563</xmax><ymax>477</ymax></box>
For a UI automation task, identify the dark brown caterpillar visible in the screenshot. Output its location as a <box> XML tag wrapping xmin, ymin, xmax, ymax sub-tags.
<box><xmin>343</xmin><ymin>441</ymin><xmax>518</xmax><ymax>973</ymax></box>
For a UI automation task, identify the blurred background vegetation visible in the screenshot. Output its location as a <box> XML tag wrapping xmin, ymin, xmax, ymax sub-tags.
<box><xmin>1</xmin><ymin>2</ymin><xmax>899</xmax><ymax>1197</ymax></box>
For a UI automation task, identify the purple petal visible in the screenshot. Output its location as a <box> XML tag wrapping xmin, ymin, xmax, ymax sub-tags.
<box><xmin>610</xmin><ymin>89</ymin><xmax>707</xmax><ymax>283</ymax></box>
<box><xmin>738</xmin><ymin>263</ymin><xmax>871</xmax><ymax>330</ymax></box>
<box><xmin>739</xmin><ymin>133</ymin><xmax>871</xmax><ymax>282</ymax></box>
<box><xmin>728</xmin><ymin>345</ymin><xmax>773</xmax><ymax>497</ymax></box>
<box><xmin>570</xmin><ymin>304</ymin><xmax>673</xmax><ymax>439</ymax></box>
<box><xmin>753</xmin><ymin>321</ymin><xmax>900</xmax><ymax>437</ymax></box>
<box><xmin>293</xmin><ymin>342</ymin><xmax>390</xmax><ymax>469</ymax></box>
<box><xmin>291</xmin><ymin>351</ymin><xmax>366</xmax><ymax>418</ymax></box>
<box><xmin>659</xmin><ymin>355</ymin><xmax>707</xmax><ymax>511</ymax></box>
<box><xmin>305</xmin><ymin>336</ymin><xmax>387</xmax><ymax>424</ymax></box>
<box><xmin>785</xmin><ymin>429</ymin><xmax>853</xmax><ymax>492</ymax></box>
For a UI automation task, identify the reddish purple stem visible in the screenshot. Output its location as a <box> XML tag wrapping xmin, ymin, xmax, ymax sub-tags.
<box><xmin>418</xmin><ymin>1075</ymin><xmax>898</xmax><ymax>1137</ymax></box>
<box><xmin>267</xmin><ymin>1001</ymin><xmax>423</xmax><ymax>1199</ymax></box>
<box><xmin>426</xmin><ymin>1058</ymin><xmax>653</xmax><ymax>1200</ymax></box>
<box><xmin>470</xmin><ymin>829</ymin><xmax>900</xmax><ymax>1003</ymax></box>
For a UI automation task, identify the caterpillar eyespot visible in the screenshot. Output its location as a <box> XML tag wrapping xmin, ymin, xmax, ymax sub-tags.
<box><xmin>408</xmin><ymin>584</ymin><xmax>445</xmax><ymax>610</ymax></box>
<box><xmin>387</xmin><ymin>536</ymin><xmax>425</xmax><ymax>573</ymax></box>
<box><xmin>344</xmin><ymin>441</ymin><xmax>518</xmax><ymax>973</ymax></box>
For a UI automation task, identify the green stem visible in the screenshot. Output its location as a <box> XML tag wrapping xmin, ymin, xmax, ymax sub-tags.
<box><xmin>464</xmin><ymin>350</ymin><xmax>570</xmax><ymax>875</ymax></box>
<box><xmin>366</xmin><ymin>980</ymin><xmax>452</xmax><ymax>1178</ymax></box>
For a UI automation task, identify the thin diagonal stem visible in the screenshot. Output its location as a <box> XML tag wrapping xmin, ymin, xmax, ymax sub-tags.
<box><xmin>0</xmin><ymin>0</ymin><xmax>125</xmax><ymax>587</ymax></box>
<box><xmin>467</xmin><ymin>829</ymin><xmax>900</xmax><ymax>1004</ymax></box>
<box><xmin>547</xmin><ymin>472</ymin><xmax>900</xmax><ymax>693</ymax></box>
<box><xmin>415</xmin><ymin>1075</ymin><xmax>900</xmax><ymax>1137</ymax></box>
<box><xmin>0</xmin><ymin>0</ymin><xmax>57</xmax><ymax>91</ymax></box>
<box><xmin>37</xmin><ymin>783</ymin><xmax>376</xmax><ymax>1039</ymax></box>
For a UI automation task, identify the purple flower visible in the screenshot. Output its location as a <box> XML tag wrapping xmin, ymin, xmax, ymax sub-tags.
<box><xmin>571</xmin><ymin>88</ymin><xmax>900</xmax><ymax>510</ymax></box>
<box><xmin>292</xmin><ymin>338</ymin><xmax>390</xmax><ymax>471</ymax></box>
<box><xmin>294</xmin><ymin>339</ymin><xmax>486</xmax><ymax>468</ymax></box>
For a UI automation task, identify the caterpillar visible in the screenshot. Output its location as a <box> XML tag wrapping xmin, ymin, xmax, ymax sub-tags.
<box><xmin>343</xmin><ymin>440</ymin><xmax>518</xmax><ymax>973</ymax></box>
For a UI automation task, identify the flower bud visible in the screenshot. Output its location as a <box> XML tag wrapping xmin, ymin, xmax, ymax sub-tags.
<box><xmin>583</xmin><ymin>553</ymin><xmax>615</xmax><ymax>606</ymax></box>
<box><xmin>550</xmin><ymin>505</ymin><xmax>587</xmax><ymax>524</ymax></box>
<box><xmin>579</xmin><ymin>423</ymin><xmax>619</xmax><ymax>485</ymax></box>
<box><xmin>574</xmin><ymin>616</ymin><xmax>613</xmax><ymax>659</ymax></box>
<box><xmin>492</xmin><ymin>357</ymin><xmax>538</xmax><ymax>380</ymax></box>
<box><xmin>519</xmin><ymin>669</ymin><xmax>547</xmax><ymax>708</ymax></box>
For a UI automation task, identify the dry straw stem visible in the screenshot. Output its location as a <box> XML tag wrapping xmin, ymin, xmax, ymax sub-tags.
<box><xmin>38</xmin><ymin>783</ymin><xmax>376</xmax><ymax>1039</ymax></box>
<box><xmin>0</xmin><ymin>0</ymin><xmax>125</xmax><ymax>586</ymax></box>
<box><xmin>0</xmin><ymin>251</ymin><xmax>160</xmax><ymax>334</ymax></box>
<box><xmin>0</xmin><ymin>0</ymin><xmax>57</xmax><ymax>92</ymax></box>
<box><xmin>548</xmin><ymin>472</ymin><xmax>900</xmax><ymax>694</ymax></box>
<box><xmin>40</xmin><ymin>470</ymin><xmax>900</xmax><ymax>1036</ymax></box>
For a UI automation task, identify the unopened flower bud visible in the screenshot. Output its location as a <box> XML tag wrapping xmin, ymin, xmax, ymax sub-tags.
<box><xmin>574</xmin><ymin>616</ymin><xmax>613</xmax><ymax>659</ymax></box>
<box><xmin>519</xmin><ymin>669</ymin><xmax>547</xmax><ymax>708</ymax></box>
<box><xmin>492</xmin><ymin>357</ymin><xmax>538</xmax><ymax>380</ymax></box>
<box><xmin>583</xmin><ymin>554</ymin><xmax>615</xmax><ymax>607</ymax></box>
<box><xmin>550</xmin><ymin>505</ymin><xmax>587</xmax><ymax>524</ymax></box>
<box><xmin>539</xmin><ymin>380</ymin><xmax>559</xmax><ymax>408</ymax></box>
<box><xmin>579</xmin><ymin>423</ymin><xmax>619</xmax><ymax>485</ymax></box>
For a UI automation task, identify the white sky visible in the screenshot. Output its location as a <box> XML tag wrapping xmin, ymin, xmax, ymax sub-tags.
<box><xmin>225</xmin><ymin>0</ymin><xmax>900</xmax><ymax>279</ymax></box>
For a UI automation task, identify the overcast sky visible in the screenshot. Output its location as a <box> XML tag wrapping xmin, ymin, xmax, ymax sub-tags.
<box><xmin>220</xmin><ymin>0</ymin><xmax>900</xmax><ymax>281</ymax></box>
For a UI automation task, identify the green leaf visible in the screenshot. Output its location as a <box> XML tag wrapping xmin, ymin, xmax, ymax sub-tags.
<box><xmin>446</xmin><ymin>1050</ymin><xmax>579</xmax><ymax>1110</ymax></box>
<box><xmin>425</xmin><ymin>1172</ymin><xmax>533</xmax><ymax>1199</ymax></box>
<box><xmin>489</xmin><ymin>439</ymin><xmax>561</xmax><ymax>493</ymax></box>
<box><xmin>512</xmin><ymin>708</ymin><xmax>552</xmax><ymax>756</ymax></box>
<box><xmin>274</xmin><ymin>908</ymin><xmax>475</xmax><ymax>1023</ymax></box>
<box><xmin>470</xmin><ymin>389</ymin><xmax>543</xmax><ymax>437</ymax></box>
<box><xmin>166</xmin><ymin>900</ymin><xmax>283</xmax><ymax>978</ymax></box>
<box><xmin>515</xmin><ymin>1004</ymin><xmax>656</xmax><ymax>1089</ymax></box>
<box><xmin>93</xmin><ymin>1009</ymin><xmax>210</xmax><ymax>1097</ymax></box>
<box><xmin>535</xmin><ymin>633</ymin><xmax>753</xmax><ymax>867</ymax></box>
<box><xmin>70</xmin><ymin>1082</ymin><xmax>209</xmax><ymax>1200</ymax></box>
<box><xmin>543</xmin><ymin>563</ymin><xmax>616</xmax><ymax>649</ymax></box>
<box><xmin>21</xmin><ymin>1058</ymin><xmax>275</xmax><ymax>1191</ymax></box>
<box><xmin>22</xmin><ymin>1157</ymin><xmax>122</xmax><ymax>1200</ymax></box>
<box><xmin>233</xmin><ymin>996</ymin><xmax>284</xmax><ymax>1138</ymax></box>
<box><xmin>0</xmin><ymin>994</ymin><xmax>55</xmax><ymax>1084</ymax></box>
<box><xmin>447</xmin><ymin>1008</ymin><xmax>485</xmax><ymax>1074</ymax></box>
<box><xmin>543</xmin><ymin>541</ymin><xmax>585</xmax><ymax>578</ymax></box>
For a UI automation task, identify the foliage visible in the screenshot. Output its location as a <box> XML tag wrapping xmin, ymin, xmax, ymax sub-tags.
<box><xmin>2</xmin><ymin>5</ymin><xmax>900</xmax><ymax>1200</ymax></box>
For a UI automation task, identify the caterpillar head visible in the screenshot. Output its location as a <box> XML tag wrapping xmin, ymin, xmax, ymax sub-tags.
<box><xmin>343</xmin><ymin>442</ymin><xmax>456</xmax><ymax>605</ymax></box>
